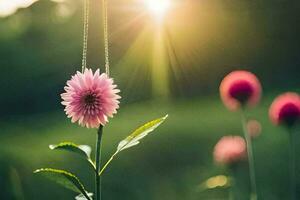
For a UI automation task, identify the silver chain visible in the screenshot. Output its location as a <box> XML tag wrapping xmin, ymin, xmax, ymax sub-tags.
<box><xmin>103</xmin><ymin>0</ymin><xmax>110</xmax><ymax>76</ymax></box>
<box><xmin>81</xmin><ymin>0</ymin><xmax>90</xmax><ymax>72</ymax></box>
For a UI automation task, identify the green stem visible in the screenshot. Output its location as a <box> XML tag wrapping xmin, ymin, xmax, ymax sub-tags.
<box><xmin>228</xmin><ymin>170</ymin><xmax>235</xmax><ymax>200</ymax></box>
<box><xmin>229</xmin><ymin>187</ymin><xmax>234</xmax><ymax>200</ymax></box>
<box><xmin>99</xmin><ymin>152</ymin><xmax>118</xmax><ymax>176</ymax></box>
<box><xmin>288</xmin><ymin>128</ymin><xmax>296</xmax><ymax>200</ymax></box>
<box><xmin>241</xmin><ymin>111</ymin><xmax>257</xmax><ymax>200</ymax></box>
<box><xmin>228</xmin><ymin>164</ymin><xmax>239</xmax><ymax>200</ymax></box>
<box><xmin>95</xmin><ymin>125</ymin><xmax>103</xmax><ymax>200</ymax></box>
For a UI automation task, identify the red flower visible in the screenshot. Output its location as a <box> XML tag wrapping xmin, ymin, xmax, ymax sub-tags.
<box><xmin>220</xmin><ymin>70</ymin><xmax>262</xmax><ymax>111</ymax></box>
<box><xmin>269</xmin><ymin>92</ymin><xmax>300</xmax><ymax>127</ymax></box>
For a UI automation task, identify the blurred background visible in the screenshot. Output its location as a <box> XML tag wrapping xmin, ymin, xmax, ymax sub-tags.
<box><xmin>0</xmin><ymin>0</ymin><xmax>299</xmax><ymax>199</ymax></box>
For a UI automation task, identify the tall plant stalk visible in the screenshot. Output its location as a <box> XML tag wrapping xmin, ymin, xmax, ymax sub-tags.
<box><xmin>228</xmin><ymin>168</ymin><xmax>235</xmax><ymax>200</ymax></box>
<box><xmin>289</xmin><ymin>128</ymin><xmax>296</xmax><ymax>200</ymax></box>
<box><xmin>241</xmin><ymin>111</ymin><xmax>257</xmax><ymax>200</ymax></box>
<box><xmin>95</xmin><ymin>125</ymin><xmax>103</xmax><ymax>200</ymax></box>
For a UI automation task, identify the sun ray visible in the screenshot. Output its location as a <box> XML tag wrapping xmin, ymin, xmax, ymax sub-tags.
<box><xmin>151</xmin><ymin>25</ymin><xmax>170</xmax><ymax>99</ymax></box>
<box><xmin>114</xmin><ymin>26</ymin><xmax>153</xmax><ymax>100</ymax></box>
<box><xmin>110</xmin><ymin>12</ymin><xmax>146</xmax><ymax>39</ymax></box>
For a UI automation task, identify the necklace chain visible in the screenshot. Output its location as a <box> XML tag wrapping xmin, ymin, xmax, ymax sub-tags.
<box><xmin>81</xmin><ymin>0</ymin><xmax>110</xmax><ymax>76</ymax></box>
<box><xmin>103</xmin><ymin>0</ymin><xmax>110</xmax><ymax>76</ymax></box>
<box><xmin>81</xmin><ymin>0</ymin><xmax>90</xmax><ymax>72</ymax></box>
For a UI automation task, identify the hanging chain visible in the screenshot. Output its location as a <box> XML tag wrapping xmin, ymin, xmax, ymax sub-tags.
<box><xmin>102</xmin><ymin>0</ymin><xmax>110</xmax><ymax>76</ymax></box>
<box><xmin>81</xmin><ymin>0</ymin><xmax>90</xmax><ymax>72</ymax></box>
<box><xmin>81</xmin><ymin>0</ymin><xmax>109</xmax><ymax>75</ymax></box>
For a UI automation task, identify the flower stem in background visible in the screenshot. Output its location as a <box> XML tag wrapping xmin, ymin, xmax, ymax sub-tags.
<box><xmin>229</xmin><ymin>187</ymin><xmax>234</xmax><ymax>200</ymax></box>
<box><xmin>228</xmin><ymin>169</ymin><xmax>235</xmax><ymax>200</ymax></box>
<box><xmin>288</xmin><ymin>128</ymin><xmax>296</xmax><ymax>200</ymax></box>
<box><xmin>241</xmin><ymin>111</ymin><xmax>257</xmax><ymax>200</ymax></box>
<box><xmin>95</xmin><ymin>125</ymin><xmax>104</xmax><ymax>200</ymax></box>
<box><xmin>228</xmin><ymin>165</ymin><xmax>242</xmax><ymax>200</ymax></box>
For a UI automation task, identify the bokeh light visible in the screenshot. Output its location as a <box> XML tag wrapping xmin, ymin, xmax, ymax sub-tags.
<box><xmin>0</xmin><ymin>0</ymin><xmax>37</xmax><ymax>17</ymax></box>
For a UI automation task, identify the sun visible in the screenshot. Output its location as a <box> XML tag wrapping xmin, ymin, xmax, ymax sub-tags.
<box><xmin>145</xmin><ymin>0</ymin><xmax>171</xmax><ymax>19</ymax></box>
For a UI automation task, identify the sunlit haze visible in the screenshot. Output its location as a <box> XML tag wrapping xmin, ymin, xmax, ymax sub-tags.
<box><xmin>145</xmin><ymin>0</ymin><xmax>170</xmax><ymax>19</ymax></box>
<box><xmin>0</xmin><ymin>0</ymin><xmax>38</xmax><ymax>17</ymax></box>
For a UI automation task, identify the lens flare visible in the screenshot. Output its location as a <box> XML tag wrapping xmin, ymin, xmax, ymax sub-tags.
<box><xmin>145</xmin><ymin>0</ymin><xmax>170</xmax><ymax>19</ymax></box>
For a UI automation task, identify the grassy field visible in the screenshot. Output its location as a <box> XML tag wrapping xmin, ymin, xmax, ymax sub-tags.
<box><xmin>0</xmin><ymin>96</ymin><xmax>298</xmax><ymax>200</ymax></box>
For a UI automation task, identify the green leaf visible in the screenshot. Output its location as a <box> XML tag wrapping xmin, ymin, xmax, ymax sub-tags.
<box><xmin>117</xmin><ymin>115</ymin><xmax>168</xmax><ymax>152</ymax></box>
<box><xmin>34</xmin><ymin>168</ymin><xmax>91</xmax><ymax>200</ymax></box>
<box><xmin>75</xmin><ymin>192</ymin><xmax>93</xmax><ymax>200</ymax></box>
<box><xmin>49</xmin><ymin>142</ymin><xmax>95</xmax><ymax>170</ymax></box>
<box><xmin>49</xmin><ymin>142</ymin><xmax>91</xmax><ymax>159</ymax></box>
<box><xmin>98</xmin><ymin>115</ymin><xmax>168</xmax><ymax>176</ymax></box>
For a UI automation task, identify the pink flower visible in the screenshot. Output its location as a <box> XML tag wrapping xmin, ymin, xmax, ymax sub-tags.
<box><xmin>61</xmin><ymin>69</ymin><xmax>121</xmax><ymax>128</ymax></box>
<box><xmin>213</xmin><ymin>136</ymin><xmax>246</xmax><ymax>165</ymax></box>
<box><xmin>220</xmin><ymin>70</ymin><xmax>262</xmax><ymax>111</ymax></box>
<box><xmin>269</xmin><ymin>92</ymin><xmax>300</xmax><ymax>127</ymax></box>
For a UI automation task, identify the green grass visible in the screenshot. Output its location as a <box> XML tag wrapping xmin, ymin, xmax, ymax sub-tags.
<box><xmin>0</xmin><ymin>97</ymin><xmax>297</xmax><ymax>200</ymax></box>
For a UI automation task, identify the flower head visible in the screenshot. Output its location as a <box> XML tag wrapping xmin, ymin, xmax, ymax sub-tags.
<box><xmin>61</xmin><ymin>69</ymin><xmax>121</xmax><ymax>128</ymax></box>
<box><xmin>220</xmin><ymin>70</ymin><xmax>262</xmax><ymax>111</ymax></box>
<box><xmin>213</xmin><ymin>136</ymin><xmax>246</xmax><ymax>165</ymax></box>
<box><xmin>269</xmin><ymin>92</ymin><xmax>300</xmax><ymax>127</ymax></box>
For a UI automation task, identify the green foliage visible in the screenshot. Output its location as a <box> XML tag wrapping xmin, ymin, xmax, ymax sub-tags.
<box><xmin>49</xmin><ymin>142</ymin><xmax>95</xmax><ymax>170</ymax></box>
<box><xmin>2</xmin><ymin>99</ymin><xmax>293</xmax><ymax>199</ymax></box>
<box><xmin>117</xmin><ymin>115</ymin><xmax>168</xmax><ymax>153</ymax></box>
<box><xmin>99</xmin><ymin>115</ymin><xmax>168</xmax><ymax>176</ymax></box>
<box><xmin>34</xmin><ymin>168</ymin><xmax>91</xmax><ymax>200</ymax></box>
<box><xmin>49</xmin><ymin>142</ymin><xmax>91</xmax><ymax>159</ymax></box>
